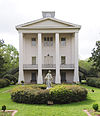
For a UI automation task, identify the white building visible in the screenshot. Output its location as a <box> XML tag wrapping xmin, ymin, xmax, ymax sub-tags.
<box><xmin>16</xmin><ymin>11</ymin><xmax>81</xmax><ymax>84</ymax></box>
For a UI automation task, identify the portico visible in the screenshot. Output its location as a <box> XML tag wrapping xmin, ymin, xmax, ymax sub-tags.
<box><xmin>16</xmin><ymin>11</ymin><xmax>81</xmax><ymax>84</ymax></box>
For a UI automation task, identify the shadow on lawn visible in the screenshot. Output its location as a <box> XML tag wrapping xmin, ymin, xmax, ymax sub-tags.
<box><xmin>24</xmin><ymin>98</ymin><xmax>95</xmax><ymax>108</ymax></box>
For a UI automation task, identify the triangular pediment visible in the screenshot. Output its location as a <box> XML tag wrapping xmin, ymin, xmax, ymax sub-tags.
<box><xmin>16</xmin><ymin>18</ymin><xmax>81</xmax><ymax>30</ymax></box>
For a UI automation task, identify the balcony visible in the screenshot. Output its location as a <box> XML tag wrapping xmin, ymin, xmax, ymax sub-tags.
<box><xmin>23</xmin><ymin>64</ymin><xmax>38</xmax><ymax>70</ymax></box>
<box><xmin>42</xmin><ymin>64</ymin><xmax>56</xmax><ymax>69</ymax></box>
<box><xmin>60</xmin><ymin>64</ymin><xmax>74</xmax><ymax>69</ymax></box>
<box><xmin>23</xmin><ymin>64</ymin><xmax>74</xmax><ymax>70</ymax></box>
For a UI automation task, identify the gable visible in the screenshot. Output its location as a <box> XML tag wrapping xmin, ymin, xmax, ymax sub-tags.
<box><xmin>16</xmin><ymin>18</ymin><xmax>81</xmax><ymax>30</ymax></box>
<box><xmin>22</xmin><ymin>19</ymin><xmax>72</xmax><ymax>28</ymax></box>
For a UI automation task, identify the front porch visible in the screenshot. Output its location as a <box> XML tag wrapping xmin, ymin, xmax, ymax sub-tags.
<box><xmin>23</xmin><ymin>69</ymin><xmax>74</xmax><ymax>84</ymax></box>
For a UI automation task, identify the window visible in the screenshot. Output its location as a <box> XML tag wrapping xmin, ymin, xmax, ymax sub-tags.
<box><xmin>44</xmin><ymin>37</ymin><xmax>53</xmax><ymax>46</ymax></box>
<box><xmin>32</xmin><ymin>38</ymin><xmax>36</xmax><ymax>46</ymax></box>
<box><xmin>61</xmin><ymin>38</ymin><xmax>66</xmax><ymax>46</ymax></box>
<box><xmin>44</xmin><ymin>56</ymin><xmax>53</xmax><ymax>64</ymax></box>
<box><xmin>61</xmin><ymin>56</ymin><xmax>66</xmax><ymax>64</ymax></box>
<box><xmin>32</xmin><ymin>57</ymin><xmax>36</xmax><ymax>65</ymax></box>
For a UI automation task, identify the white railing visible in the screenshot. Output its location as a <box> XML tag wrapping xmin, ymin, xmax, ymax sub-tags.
<box><xmin>42</xmin><ymin>64</ymin><xmax>56</xmax><ymax>68</ymax></box>
<box><xmin>23</xmin><ymin>64</ymin><xmax>38</xmax><ymax>69</ymax></box>
<box><xmin>23</xmin><ymin>64</ymin><xmax>74</xmax><ymax>69</ymax></box>
<box><xmin>60</xmin><ymin>64</ymin><xmax>74</xmax><ymax>68</ymax></box>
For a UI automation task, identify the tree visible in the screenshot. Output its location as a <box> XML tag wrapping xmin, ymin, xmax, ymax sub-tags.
<box><xmin>89</xmin><ymin>41</ymin><xmax>100</xmax><ymax>72</ymax></box>
<box><xmin>0</xmin><ymin>39</ymin><xmax>6</xmax><ymax>75</ymax></box>
<box><xmin>2</xmin><ymin>44</ymin><xmax>19</xmax><ymax>71</ymax></box>
<box><xmin>0</xmin><ymin>39</ymin><xmax>19</xmax><ymax>77</ymax></box>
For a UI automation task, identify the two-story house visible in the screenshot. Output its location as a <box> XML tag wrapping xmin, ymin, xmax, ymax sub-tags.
<box><xmin>16</xmin><ymin>11</ymin><xmax>81</xmax><ymax>84</ymax></box>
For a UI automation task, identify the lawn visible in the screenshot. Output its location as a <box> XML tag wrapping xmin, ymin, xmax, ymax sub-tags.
<box><xmin>0</xmin><ymin>85</ymin><xmax>100</xmax><ymax>116</ymax></box>
<box><xmin>0</xmin><ymin>111</ymin><xmax>12</xmax><ymax>116</ymax></box>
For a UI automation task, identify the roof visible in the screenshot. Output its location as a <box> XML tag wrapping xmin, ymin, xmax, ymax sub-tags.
<box><xmin>16</xmin><ymin>17</ymin><xmax>81</xmax><ymax>30</ymax></box>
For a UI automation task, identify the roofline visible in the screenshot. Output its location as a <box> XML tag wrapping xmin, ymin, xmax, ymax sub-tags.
<box><xmin>16</xmin><ymin>17</ymin><xmax>81</xmax><ymax>30</ymax></box>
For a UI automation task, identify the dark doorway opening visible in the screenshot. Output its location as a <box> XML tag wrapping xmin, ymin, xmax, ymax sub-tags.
<box><xmin>61</xmin><ymin>72</ymin><xmax>66</xmax><ymax>83</ymax></box>
<box><xmin>31</xmin><ymin>72</ymin><xmax>36</xmax><ymax>83</ymax></box>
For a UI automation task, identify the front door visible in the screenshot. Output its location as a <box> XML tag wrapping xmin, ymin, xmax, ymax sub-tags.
<box><xmin>31</xmin><ymin>72</ymin><xmax>36</xmax><ymax>83</ymax></box>
<box><xmin>61</xmin><ymin>72</ymin><xmax>66</xmax><ymax>83</ymax></box>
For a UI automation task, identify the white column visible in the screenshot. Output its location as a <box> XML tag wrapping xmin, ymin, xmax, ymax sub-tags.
<box><xmin>37</xmin><ymin>33</ymin><xmax>43</xmax><ymax>84</ymax></box>
<box><xmin>74</xmin><ymin>32</ymin><xmax>79</xmax><ymax>82</ymax></box>
<box><xmin>55</xmin><ymin>33</ymin><xmax>61</xmax><ymax>84</ymax></box>
<box><xmin>18</xmin><ymin>32</ymin><xmax>24</xmax><ymax>84</ymax></box>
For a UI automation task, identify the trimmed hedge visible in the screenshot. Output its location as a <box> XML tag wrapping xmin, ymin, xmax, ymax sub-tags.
<box><xmin>11</xmin><ymin>85</ymin><xmax>88</xmax><ymax>104</ymax></box>
<box><xmin>0</xmin><ymin>79</ymin><xmax>10</xmax><ymax>88</ymax></box>
<box><xmin>86</xmin><ymin>78</ymin><xmax>100</xmax><ymax>88</ymax></box>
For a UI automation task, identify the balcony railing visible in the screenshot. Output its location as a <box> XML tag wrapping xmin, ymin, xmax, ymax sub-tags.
<box><xmin>23</xmin><ymin>64</ymin><xmax>38</xmax><ymax>70</ymax></box>
<box><xmin>60</xmin><ymin>64</ymin><xmax>74</xmax><ymax>69</ymax></box>
<box><xmin>42</xmin><ymin>64</ymin><xmax>56</xmax><ymax>69</ymax></box>
<box><xmin>23</xmin><ymin>64</ymin><xmax>74</xmax><ymax>70</ymax></box>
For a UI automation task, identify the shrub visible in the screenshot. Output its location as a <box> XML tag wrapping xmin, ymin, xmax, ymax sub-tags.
<box><xmin>11</xmin><ymin>85</ymin><xmax>88</xmax><ymax>104</ymax></box>
<box><xmin>2</xmin><ymin>105</ymin><xmax>6</xmax><ymax>112</ymax></box>
<box><xmin>86</xmin><ymin>78</ymin><xmax>100</xmax><ymax>88</ymax></box>
<box><xmin>92</xmin><ymin>104</ymin><xmax>98</xmax><ymax>111</ymax></box>
<box><xmin>0</xmin><ymin>79</ymin><xmax>10</xmax><ymax>88</ymax></box>
<box><xmin>49</xmin><ymin>85</ymin><xmax>87</xmax><ymax>103</ymax></box>
<box><xmin>3</xmin><ymin>74</ymin><xmax>18</xmax><ymax>85</ymax></box>
<box><xmin>11</xmin><ymin>86</ymin><xmax>49</xmax><ymax>104</ymax></box>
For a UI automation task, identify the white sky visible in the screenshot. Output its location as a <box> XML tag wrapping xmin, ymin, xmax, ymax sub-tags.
<box><xmin>0</xmin><ymin>0</ymin><xmax>100</xmax><ymax>60</ymax></box>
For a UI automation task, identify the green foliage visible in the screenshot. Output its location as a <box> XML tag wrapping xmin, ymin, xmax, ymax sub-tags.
<box><xmin>3</xmin><ymin>74</ymin><xmax>18</xmax><ymax>85</ymax></box>
<box><xmin>86</xmin><ymin>78</ymin><xmax>100</xmax><ymax>88</ymax></box>
<box><xmin>89</xmin><ymin>41</ymin><xmax>100</xmax><ymax>72</ymax></box>
<box><xmin>2</xmin><ymin>105</ymin><xmax>6</xmax><ymax>112</ymax></box>
<box><xmin>11</xmin><ymin>86</ymin><xmax>49</xmax><ymax>104</ymax></box>
<box><xmin>2</xmin><ymin>44</ymin><xmax>19</xmax><ymax>72</ymax></box>
<box><xmin>92</xmin><ymin>104</ymin><xmax>98</xmax><ymax>111</ymax></box>
<box><xmin>50</xmin><ymin>85</ymin><xmax>87</xmax><ymax>104</ymax></box>
<box><xmin>79</xmin><ymin>59</ymin><xmax>92</xmax><ymax>71</ymax></box>
<box><xmin>0</xmin><ymin>79</ymin><xmax>10</xmax><ymax>88</ymax></box>
<box><xmin>0</xmin><ymin>40</ymin><xmax>19</xmax><ymax>78</ymax></box>
<box><xmin>11</xmin><ymin>85</ymin><xmax>88</xmax><ymax>104</ymax></box>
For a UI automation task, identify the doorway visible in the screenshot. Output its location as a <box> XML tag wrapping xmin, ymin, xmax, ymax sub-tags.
<box><xmin>31</xmin><ymin>72</ymin><xmax>36</xmax><ymax>83</ymax></box>
<box><xmin>61</xmin><ymin>72</ymin><xmax>66</xmax><ymax>83</ymax></box>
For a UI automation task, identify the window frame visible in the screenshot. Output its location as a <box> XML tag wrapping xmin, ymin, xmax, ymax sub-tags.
<box><xmin>32</xmin><ymin>56</ymin><xmax>36</xmax><ymax>65</ymax></box>
<box><xmin>61</xmin><ymin>37</ymin><xmax>66</xmax><ymax>46</ymax></box>
<box><xmin>61</xmin><ymin>56</ymin><xmax>66</xmax><ymax>65</ymax></box>
<box><xmin>32</xmin><ymin>38</ymin><xmax>36</xmax><ymax>46</ymax></box>
<box><xmin>44</xmin><ymin>37</ymin><xmax>53</xmax><ymax>46</ymax></box>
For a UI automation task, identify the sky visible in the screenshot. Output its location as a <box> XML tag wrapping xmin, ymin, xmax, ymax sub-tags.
<box><xmin>0</xmin><ymin>0</ymin><xmax>100</xmax><ymax>60</ymax></box>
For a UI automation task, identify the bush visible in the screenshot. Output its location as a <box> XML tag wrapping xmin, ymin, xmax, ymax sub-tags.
<box><xmin>3</xmin><ymin>74</ymin><xmax>18</xmax><ymax>85</ymax></box>
<box><xmin>0</xmin><ymin>79</ymin><xmax>10</xmax><ymax>88</ymax></box>
<box><xmin>92</xmin><ymin>104</ymin><xmax>98</xmax><ymax>111</ymax></box>
<box><xmin>2</xmin><ymin>105</ymin><xmax>6</xmax><ymax>112</ymax></box>
<box><xmin>50</xmin><ymin>85</ymin><xmax>87</xmax><ymax>104</ymax></box>
<box><xmin>11</xmin><ymin>85</ymin><xmax>88</xmax><ymax>104</ymax></box>
<box><xmin>86</xmin><ymin>78</ymin><xmax>100</xmax><ymax>88</ymax></box>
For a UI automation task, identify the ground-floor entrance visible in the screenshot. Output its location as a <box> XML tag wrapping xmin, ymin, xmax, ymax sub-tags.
<box><xmin>23</xmin><ymin>70</ymin><xmax>74</xmax><ymax>84</ymax></box>
<box><xmin>31</xmin><ymin>72</ymin><xmax>37</xmax><ymax>83</ymax></box>
<box><xmin>61</xmin><ymin>72</ymin><xmax>66</xmax><ymax>83</ymax></box>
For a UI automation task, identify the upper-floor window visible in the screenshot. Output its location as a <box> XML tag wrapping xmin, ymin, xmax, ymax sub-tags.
<box><xmin>32</xmin><ymin>38</ymin><xmax>36</xmax><ymax>46</ymax></box>
<box><xmin>61</xmin><ymin>56</ymin><xmax>66</xmax><ymax>64</ymax></box>
<box><xmin>61</xmin><ymin>38</ymin><xmax>66</xmax><ymax>46</ymax></box>
<box><xmin>44</xmin><ymin>37</ymin><xmax>53</xmax><ymax>46</ymax></box>
<box><xmin>32</xmin><ymin>56</ymin><xmax>36</xmax><ymax>65</ymax></box>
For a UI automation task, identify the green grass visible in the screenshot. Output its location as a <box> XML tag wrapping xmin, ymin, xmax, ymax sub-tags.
<box><xmin>0</xmin><ymin>84</ymin><xmax>100</xmax><ymax>116</ymax></box>
<box><xmin>0</xmin><ymin>111</ymin><xmax>12</xmax><ymax>116</ymax></box>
